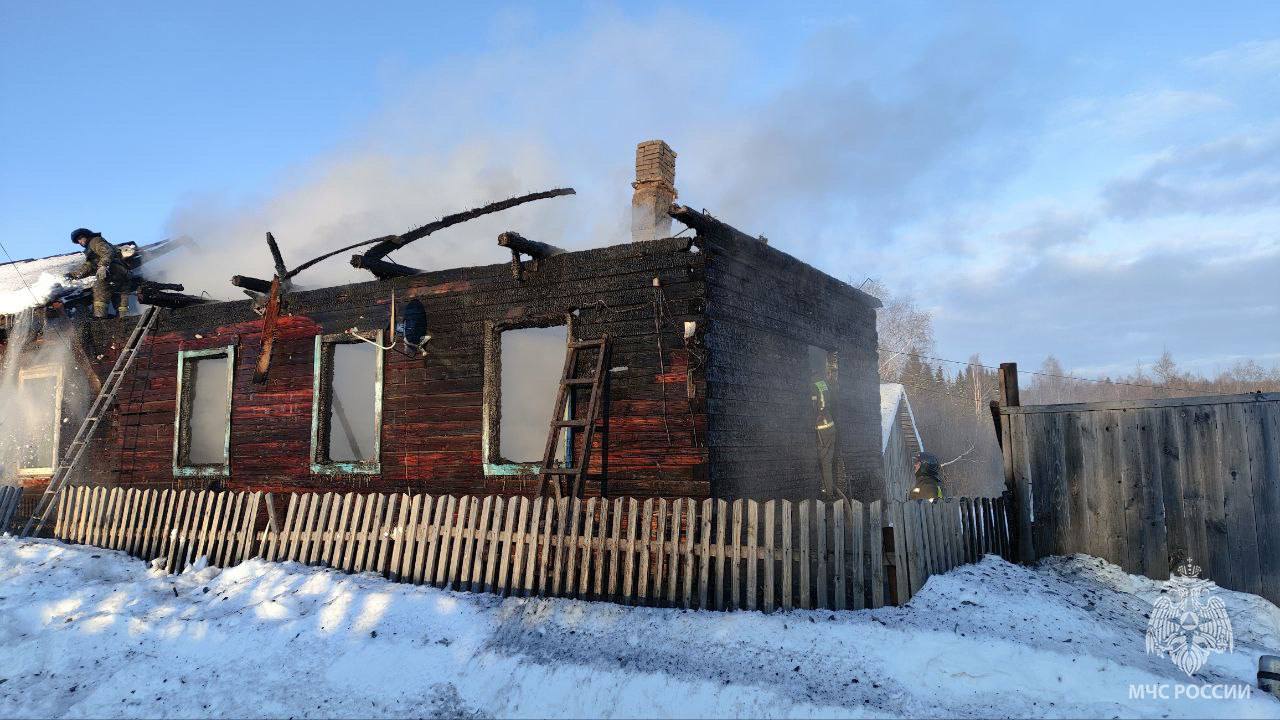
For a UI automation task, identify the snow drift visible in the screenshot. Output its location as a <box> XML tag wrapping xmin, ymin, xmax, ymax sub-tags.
<box><xmin>0</xmin><ymin>537</ymin><xmax>1277</xmax><ymax>718</ymax></box>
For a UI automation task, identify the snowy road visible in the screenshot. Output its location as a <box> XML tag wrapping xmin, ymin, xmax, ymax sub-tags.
<box><xmin>1</xmin><ymin>537</ymin><xmax>1277</xmax><ymax>718</ymax></box>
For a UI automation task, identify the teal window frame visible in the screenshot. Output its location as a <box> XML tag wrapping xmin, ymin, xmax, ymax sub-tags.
<box><xmin>172</xmin><ymin>345</ymin><xmax>236</xmax><ymax>478</ymax></box>
<box><xmin>481</xmin><ymin>317</ymin><xmax>573</xmax><ymax>476</ymax></box>
<box><xmin>309</xmin><ymin>332</ymin><xmax>384</xmax><ymax>475</ymax></box>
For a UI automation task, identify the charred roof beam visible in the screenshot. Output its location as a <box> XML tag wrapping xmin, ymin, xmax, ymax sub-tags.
<box><xmin>668</xmin><ymin>204</ymin><xmax>767</xmax><ymax>246</ymax></box>
<box><xmin>319</xmin><ymin>188</ymin><xmax>575</xmax><ymax>281</ymax></box>
<box><xmin>497</xmin><ymin>231</ymin><xmax>565</xmax><ymax>281</ymax></box>
<box><xmin>349</xmin><ymin>254</ymin><xmax>421</xmax><ymax>280</ymax></box>
<box><xmin>136</xmin><ymin>281</ymin><xmax>209</xmax><ymax>309</ymax></box>
<box><xmin>230</xmin><ymin>275</ymin><xmax>274</xmax><ymax>294</ymax></box>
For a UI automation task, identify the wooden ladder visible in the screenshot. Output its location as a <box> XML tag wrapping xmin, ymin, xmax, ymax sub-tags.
<box><xmin>536</xmin><ymin>334</ymin><xmax>612</xmax><ymax>499</ymax></box>
<box><xmin>21</xmin><ymin>306</ymin><xmax>161</xmax><ymax>537</ymax></box>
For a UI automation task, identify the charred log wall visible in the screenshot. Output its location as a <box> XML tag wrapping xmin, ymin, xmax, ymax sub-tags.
<box><xmin>701</xmin><ymin>233</ymin><xmax>884</xmax><ymax>502</ymax></box>
<box><xmin>77</xmin><ymin>238</ymin><xmax>709</xmax><ymax>499</ymax></box>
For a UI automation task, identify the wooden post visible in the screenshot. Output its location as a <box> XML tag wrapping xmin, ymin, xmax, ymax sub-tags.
<box><xmin>997</xmin><ymin>362</ymin><xmax>1032</xmax><ymax>563</ymax></box>
<box><xmin>998</xmin><ymin>362</ymin><xmax>1020</xmax><ymax>407</ymax></box>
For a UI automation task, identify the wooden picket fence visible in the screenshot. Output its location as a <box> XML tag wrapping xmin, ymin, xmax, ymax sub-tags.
<box><xmin>46</xmin><ymin>486</ymin><xmax>1011</xmax><ymax>612</ymax></box>
<box><xmin>891</xmin><ymin>496</ymin><xmax>1013</xmax><ymax>602</ymax></box>
<box><xmin>0</xmin><ymin>485</ymin><xmax>23</xmax><ymax>534</ymax></box>
<box><xmin>51</xmin><ymin>486</ymin><xmax>266</xmax><ymax>572</ymax></box>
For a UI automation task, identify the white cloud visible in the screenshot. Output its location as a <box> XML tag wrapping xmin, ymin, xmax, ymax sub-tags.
<box><xmin>1061</xmin><ymin>89</ymin><xmax>1231</xmax><ymax>139</ymax></box>
<box><xmin>1102</xmin><ymin>125</ymin><xmax>1280</xmax><ymax>219</ymax></box>
<box><xmin>1189</xmin><ymin>38</ymin><xmax>1280</xmax><ymax>74</ymax></box>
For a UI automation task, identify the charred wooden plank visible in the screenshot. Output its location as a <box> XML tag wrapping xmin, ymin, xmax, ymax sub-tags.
<box><xmin>266</xmin><ymin>233</ymin><xmax>289</xmax><ymax>280</ymax></box>
<box><xmin>350</xmin><ymin>255</ymin><xmax>421</xmax><ymax>279</ymax></box>
<box><xmin>497</xmin><ymin>232</ymin><xmax>566</xmax><ymax>260</ymax></box>
<box><xmin>669</xmin><ymin>204</ymin><xmax>761</xmax><ymax>246</ymax></box>
<box><xmin>252</xmin><ymin>277</ymin><xmax>282</xmax><ymax>384</ymax></box>
<box><xmin>136</xmin><ymin>282</ymin><xmax>209</xmax><ymax>309</ymax></box>
<box><xmin>230</xmin><ymin>275</ymin><xmax>273</xmax><ymax>294</ymax></box>
<box><xmin>289</xmin><ymin>188</ymin><xmax>576</xmax><ymax>280</ymax></box>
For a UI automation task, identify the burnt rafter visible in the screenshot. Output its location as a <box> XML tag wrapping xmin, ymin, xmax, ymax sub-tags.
<box><xmin>252</xmin><ymin>276</ymin><xmax>283</xmax><ymax>384</ymax></box>
<box><xmin>288</xmin><ymin>187</ymin><xmax>576</xmax><ymax>281</ymax></box>
<box><xmin>497</xmin><ymin>231</ymin><xmax>565</xmax><ymax>259</ymax></box>
<box><xmin>225</xmin><ymin>232</ymin><xmax>296</xmax><ymax>384</ymax></box>
<box><xmin>135</xmin><ymin>281</ymin><xmax>209</xmax><ymax>309</ymax></box>
<box><xmin>230</xmin><ymin>233</ymin><xmax>295</xmax><ymax>301</ymax></box>
<box><xmin>497</xmin><ymin>231</ymin><xmax>565</xmax><ymax>281</ymax></box>
<box><xmin>668</xmin><ymin>203</ymin><xmax>766</xmax><ymax>245</ymax></box>
<box><xmin>265</xmin><ymin>232</ymin><xmax>289</xmax><ymax>281</ymax></box>
<box><xmin>349</xmin><ymin>254</ymin><xmax>421</xmax><ymax>280</ymax></box>
<box><xmin>231</xmin><ymin>275</ymin><xmax>274</xmax><ymax>294</ymax></box>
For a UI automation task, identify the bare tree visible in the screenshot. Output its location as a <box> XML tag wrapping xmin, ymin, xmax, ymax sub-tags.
<box><xmin>1024</xmin><ymin>349</ymin><xmax>1280</xmax><ymax>405</ymax></box>
<box><xmin>860</xmin><ymin>279</ymin><xmax>935</xmax><ymax>382</ymax></box>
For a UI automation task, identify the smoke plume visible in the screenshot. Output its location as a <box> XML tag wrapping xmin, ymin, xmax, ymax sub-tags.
<box><xmin>0</xmin><ymin>311</ymin><xmax>90</xmax><ymax>485</ymax></box>
<box><xmin>152</xmin><ymin>10</ymin><xmax>1021</xmax><ymax>301</ymax></box>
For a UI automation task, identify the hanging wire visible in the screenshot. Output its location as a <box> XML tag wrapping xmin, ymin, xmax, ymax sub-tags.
<box><xmin>891</xmin><ymin>378</ymin><xmax>988</xmax><ymax>404</ymax></box>
<box><xmin>877</xmin><ymin>345</ymin><xmax>1205</xmax><ymax>394</ymax></box>
<box><xmin>0</xmin><ymin>239</ymin><xmax>46</xmax><ymax>308</ymax></box>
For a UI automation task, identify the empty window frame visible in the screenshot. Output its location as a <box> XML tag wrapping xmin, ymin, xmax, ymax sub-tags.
<box><xmin>16</xmin><ymin>364</ymin><xmax>64</xmax><ymax>475</ymax></box>
<box><xmin>172</xmin><ymin>346</ymin><xmax>236</xmax><ymax>477</ymax></box>
<box><xmin>482</xmin><ymin>320</ymin><xmax>570</xmax><ymax>475</ymax></box>
<box><xmin>310</xmin><ymin>332</ymin><xmax>383</xmax><ymax>474</ymax></box>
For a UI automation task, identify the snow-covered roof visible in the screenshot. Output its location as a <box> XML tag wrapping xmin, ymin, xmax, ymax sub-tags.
<box><xmin>0</xmin><ymin>250</ymin><xmax>83</xmax><ymax>296</ymax></box>
<box><xmin>0</xmin><ymin>239</ymin><xmax>173</xmax><ymax>315</ymax></box>
<box><xmin>880</xmin><ymin>382</ymin><xmax>923</xmax><ymax>453</ymax></box>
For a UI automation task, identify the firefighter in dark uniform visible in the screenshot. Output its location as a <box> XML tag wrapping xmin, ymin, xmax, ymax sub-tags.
<box><xmin>65</xmin><ymin>228</ymin><xmax>130</xmax><ymax>318</ymax></box>
<box><xmin>908</xmin><ymin>451</ymin><xmax>944</xmax><ymax>502</ymax></box>
<box><xmin>811</xmin><ymin>372</ymin><xmax>839</xmax><ymax>499</ymax></box>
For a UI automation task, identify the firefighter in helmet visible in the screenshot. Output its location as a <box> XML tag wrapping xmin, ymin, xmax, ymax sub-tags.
<box><xmin>65</xmin><ymin>228</ymin><xmax>131</xmax><ymax>318</ymax></box>
<box><xmin>811</xmin><ymin>370</ymin><xmax>838</xmax><ymax>499</ymax></box>
<box><xmin>908</xmin><ymin>451</ymin><xmax>944</xmax><ymax>502</ymax></box>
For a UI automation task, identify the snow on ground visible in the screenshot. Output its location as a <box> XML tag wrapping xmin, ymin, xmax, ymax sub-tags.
<box><xmin>1</xmin><ymin>537</ymin><xmax>1277</xmax><ymax>719</ymax></box>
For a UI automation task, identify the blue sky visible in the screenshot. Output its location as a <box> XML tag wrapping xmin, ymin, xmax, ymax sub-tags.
<box><xmin>2</xmin><ymin>2</ymin><xmax>1278</xmax><ymax>377</ymax></box>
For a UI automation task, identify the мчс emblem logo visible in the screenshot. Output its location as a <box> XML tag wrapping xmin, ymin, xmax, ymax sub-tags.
<box><xmin>1146</xmin><ymin>558</ymin><xmax>1234</xmax><ymax>677</ymax></box>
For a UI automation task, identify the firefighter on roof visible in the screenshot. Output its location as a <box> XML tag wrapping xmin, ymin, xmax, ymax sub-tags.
<box><xmin>66</xmin><ymin>228</ymin><xmax>130</xmax><ymax>318</ymax></box>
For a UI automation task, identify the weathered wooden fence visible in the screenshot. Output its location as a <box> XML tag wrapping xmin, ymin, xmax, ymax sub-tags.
<box><xmin>890</xmin><ymin>496</ymin><xmax>1012</xmax><ymax>602</ymax></box>
<box><xmin>1000</xmin><ymin>391</ymin><xmax>1280</xmax><ymax>605</ymax></box>
<box><xmin>45</xmin><ymin>486</ymin><xmax>1011</xmax><ymax>611</ymax></box>
<box><xmin>0</xmin><ymin>485</ymin><xmax>23</xmax><ymax>533</ymax></box>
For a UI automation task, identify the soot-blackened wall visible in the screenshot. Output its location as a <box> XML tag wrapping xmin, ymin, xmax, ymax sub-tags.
<box><xmin>78</xmin><ymin>238</ymin><xmax>709</xmax><ymax>499</ymax></box>
<box><xmin>700</xmin><ymin>226</ymin><xmax>884</xmax><ymax>503</ymax></box>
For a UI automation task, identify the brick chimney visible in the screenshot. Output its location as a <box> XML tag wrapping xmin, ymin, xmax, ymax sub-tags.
<box><xmin>631</xmin><ymin>140</ymin><xmax>677</xmax><ymax>242</ymax></box>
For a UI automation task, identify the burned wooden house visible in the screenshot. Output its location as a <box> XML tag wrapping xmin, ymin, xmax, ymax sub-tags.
<box><xmin>1</xmin><ymin>141</ymin><xmax>884</xmax><ymax>512</ymax></box>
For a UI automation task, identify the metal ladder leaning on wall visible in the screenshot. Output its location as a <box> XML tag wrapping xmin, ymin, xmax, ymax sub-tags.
<box><xmin>21</xmin><ymin>306</ymin><xmax>160</xmax><ymax>537</ymax></box>
<box><xmin>536</xmin><ymin>334</ymin><xmax>612</xmax><ymax>500</ymax></box>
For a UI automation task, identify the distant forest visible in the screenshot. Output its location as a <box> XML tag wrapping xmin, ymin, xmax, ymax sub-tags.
<box><xmin>865</xmin><ymin>281</ymin><xmax>1280</xmax><ymax>498</ymax></box>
